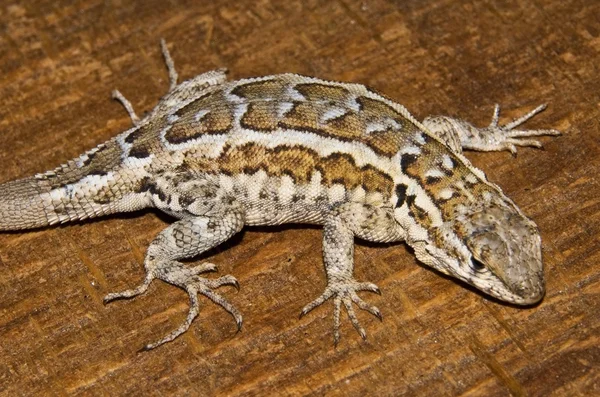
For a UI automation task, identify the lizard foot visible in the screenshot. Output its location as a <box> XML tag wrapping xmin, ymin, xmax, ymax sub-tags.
<box><xmin>300</xmin><ymin>279</ymin><xmax>382</xmax><ymax>345</ymax></box>
<box><xmin>103</xmin><ymin>260</ymin><xmax>241</xmax><ymax>351</ymax></box>
<box><xmin>478</xmin><ymin>104</ymin><xmax>561</xmax><ymax>155</ymax></box>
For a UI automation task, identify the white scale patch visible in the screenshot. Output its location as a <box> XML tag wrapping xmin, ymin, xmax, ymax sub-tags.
<box><xmin>465</xmin><ymin>173</ymin><xmax>478</xmax><ymax>184</ymax></box>
<box><xmin>321</xmin><ymin>107</ymin><xmax>348</xmax><ymax>123</ymax></box>
<box><xmin>425</xmin><ymin>169</ymin><xmax>446</xmax><ymax>179</ymax></box>
<box><xmin>328</xmin><ymin>184</ymin><xmax>347</xmax><ymax>204</ymax></box>
<box><xmin>401</xmin><ymin>146</ymin><xmax>421</xmax><ymax>155</ymax></box>
<box><xmin>277</xmin><ymin>174</ymin><xmax>296</xmax><ymax>204</ymax></box>
<box><xmin>414</xmin><ymin>133</ymin><xmax>426</xmax><ymax>145</ymax></box>
<box><xmin>233</xmin><ymin>102</ymin><xmax>249</xmax><ymax>125</ymax></box>
<box><xmin>245</xmin><ymin>169</ymin><xmax>268</xmax><ymax>202</ymax></box>
<box><xmin>438</xmin><ymin>188</ymin><xmax>454</xmax><ymax>200</ymax></box>
<box><xmin>194</xmin><ymin>109</ymin><xmax>210</xmax><ymax>122</ymax></box>
<box><xmin>394</xmin><ymin>205</ymin><xmax>428</xmax><ymax>242</ymax></box>
<box><xmin>349</xmin><ymin>186</ymin><xmax>366</xmax><ymax>203</ymax></box>
<box><xmin>306</xmin><ymin>171</ymin><xmax>324</xmax><ymax>201</ymax></box>
<box><xmin>365</xmin><ymin>117</ymin><xmax>402</xmax><ymax>134</ymax></box>
<box><xmin>116</xmin><ymin>126</ymin><xmax>139</xmax><ymax>157</ymax></box>
<box><xmin>482</xmin><ymin>190</ymin><xmax>493</xmax><ymax>202</ymax></box>
<box><xmin>123</xmin><ymin>154</ymin><xmax>154</xmax><ymax>168</ymax></box>
<box><xmin>365</xmin><ymin>191</ymin><xmax>385</xmax><ymax>206</ymax></box>
<box><xmin>415</xmin><ymin>190</ymin><xmax>443</xmax><ymax>226</ymax></box>
<box><xmin>75</xmin><ymin>154</ymin><xmax>90</xmax><ymax>168</ymax></box>
<box><xmin>287</xmin><ymin>84</ymin><xmax>306</xmax><ymax>102</ymax></box>
<box><xmin>168</xmin><ymin>114</ymin><xmax>180</xmax><ymax>124</ymax></box>
<box><xmin>277</xmin><ymin>102</ymin><xmax>294</xmax><ymax>119</ymax></box>
<box><xmin>366</xmin><ymin>122</ymin><xmax>387</xmax><ymax>134</ymax></box>
<box><xmin>441</xmin><ymin>154</ymin><xmax>454</xmax><ymax>170</ymax></box>
<box><xmin>346</xmin><ymin>96</ymin><xmax>362</xmax><ymax>113</ymax></box>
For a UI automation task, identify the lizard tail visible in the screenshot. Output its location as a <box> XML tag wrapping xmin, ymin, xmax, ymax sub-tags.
<box><xmin>0</xmin><ymin>138</ymin><xmax>151</xmax><ymax>231</ymax></box>
<box><xmin>0</xmin><ymin>172</ymin><xmax>150</xmax><ymax>231</ymax></box>
<box><xmin>0</xmin><ymin>177</ymin><xmax>51</xmax><ymax>230</ymax></box>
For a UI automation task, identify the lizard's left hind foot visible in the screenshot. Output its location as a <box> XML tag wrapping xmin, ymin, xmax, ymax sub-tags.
<box><xmin>103</xmin><ymin>200</ymin><xmax>245</xmax><ymax>350</ymax></box>
<box><xmin>104</xmin><ymin>259</ymin><xmax>241</xmax><ymax>351</ymax></box>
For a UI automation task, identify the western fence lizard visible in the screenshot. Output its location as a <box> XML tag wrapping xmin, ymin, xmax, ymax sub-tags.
<box><xmin>0</xmin><ymin>40</ymin><xmax>560</xmax><ymax>350</ymax></box>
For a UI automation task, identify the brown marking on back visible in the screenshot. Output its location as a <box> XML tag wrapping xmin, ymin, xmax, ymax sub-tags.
<box><xmin>43</xmin><ymin>139</ymin><xmax>125</xmax><ymax>190</ymax></box>
<box><xmin>123</xmin><ymin>118</ymin><xmax>168</xmax><ymax>159</ymax></box>
<box><xmin>230</xmin><ymin>79</ymin><xmax>289</xmax><ymax>99</ymax></box>
<box><xmin>401</xmin><ymin>138</ymin><xmax>495</xmax><ymax>220</ymax></box>
<box><xmin>294</xmin><ymin>83</ymin><xmax>351</xmax><ymax>103</ymax></box>
<box><xmin>406</xmin><ymin>194</ymin><xmax>434</xmax><ymax>229</ymax></box>
<box><xmin>240</xmin><ymin>102</ymin><xmax>280</xmax><ymax>131</ymax></box>
<box><xmin>218</xmin><ymin>143</ymin><xmax>316</xmax><ymax>183</ymax></box>
<box><xmin>126</xmin><ymin>124</ymin><xmax>155</xmax><ymax>159</ymax></box>
<box><xmin>165</xmin><ymin>91</ymin><xmax>234</xmax><ymax>143</ymax></box>
<box><xmin>278</xmin><ymin>101</ymin><xmax>321</xmax><ymax>133</ymax></box>
<box><xmin>363</xmin><ymin>130</ymin><xmax>405</xmax><ymax>157</ymax></box>
<box><xmin>128</xmin><ymin>143</ymin><xmax>152</xmax><ymax>159</ymax></box>
<box><xmin>317</xmin><ymin>152</ymin><xmax>361</xmax><ymax>187</ymax></box>
<box><xmin>232</xmin><ymin>78</ymin><xmax>413</xmax><ymax>157</ymax></box>
<box><xmin>278</xmin><ymin>101</ymin><xmax>403</xmax><ymax>157</ymax></box>
<box><xmin>357</xmin><ymin>96</ymin><xmax>407</xmax><ymax>123</ymax></box>
<box><xmin>322</xmin><ymin>112</ymin><xmax>366</xmax><ymax>140</ymax></box>
<box><xmin>361</xmin><ymin>164</ymin><xmax>395</xmax><ymax>196</ymax></box>
<box><xmin>184</xmin><ymin>143</ymin><xmax>394</xmax><ymax>199</ymax></box>
<box><xmin>156</xmin><ymin>77</ymin><xmax>421</xmax><ymax>158</ymax></box>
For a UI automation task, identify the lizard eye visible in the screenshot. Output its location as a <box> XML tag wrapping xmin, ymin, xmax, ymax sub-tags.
<box><xmin>471</xmin><ymin>257</ymin><xmax>486</xmax><ymax>271</ymax></box>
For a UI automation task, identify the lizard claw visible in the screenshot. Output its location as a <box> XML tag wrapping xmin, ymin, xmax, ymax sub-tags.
<box><xmin>300</xmin><ymin>279</ymin><xmax>382</xmax><ymax>344</ymax></box>
<box><xmin>105</xmin><ymin>258</ymin><xmax>242</xmax><ymax>351</ymax></box>
<box><xmin>482</xmin><ymin>104</ymin><xmax>561</xmax><ymax>154</ymax></box>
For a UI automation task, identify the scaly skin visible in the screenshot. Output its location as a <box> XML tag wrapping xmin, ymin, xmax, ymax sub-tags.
<box><xmin>0</xmin><ymin>41</ymin><xmax>560</xmax><ymax>349</ymax></box>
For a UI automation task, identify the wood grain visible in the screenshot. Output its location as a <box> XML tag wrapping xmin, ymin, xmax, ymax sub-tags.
<box><xmin>0</xmin><ymin>0</ymin><xmax>598</xmax><ymax>395</ymax></box>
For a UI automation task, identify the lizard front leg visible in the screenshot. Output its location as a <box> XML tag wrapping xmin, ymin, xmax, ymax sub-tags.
<box><xmin>104</xmin><ymin>198</ymin><xmax>245</xmax><ymax>350</ymax></box>
<box><xmin>301</xmin><ymin>203</ymin><xmax>405</xmax><ymax>345</ymax></box>
<box><xmin>423</xmin><ymin>104</ymin><xmax>561</xmax><ymax>154</ymax></box>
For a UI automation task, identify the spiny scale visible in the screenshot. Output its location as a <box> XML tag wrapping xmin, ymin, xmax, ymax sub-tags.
<box><xmin>0</xmin><ymin>41</ymin><xmax>560</xmax><ymax>350</ymax></box>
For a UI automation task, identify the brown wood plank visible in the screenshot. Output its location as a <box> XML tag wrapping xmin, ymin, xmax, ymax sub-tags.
<box><xmin>0</xmin><ymin>0</ymin><xmax>598</xmax><ymax>395</ymax></box>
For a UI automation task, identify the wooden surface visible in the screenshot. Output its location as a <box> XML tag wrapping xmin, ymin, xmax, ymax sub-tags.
<box><xmin>0</xmin><ymin>0</ymin><xmax>598</xmax><ymax>395</ymax></box>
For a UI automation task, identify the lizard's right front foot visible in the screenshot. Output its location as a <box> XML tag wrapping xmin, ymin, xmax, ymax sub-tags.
<box><xmin>473</xmin><ymin>104</ymin><xmax>561</xmax><ymax>154</ymax></box>
<box><xmin>300</xmin><ymin>278</ymin><xmax>383</xmax><ymax>345</ymax></box>
<box><xmin>104</xmin><ymin>260</ymin><xmax>242</xmax><ymax>351</ymax></box>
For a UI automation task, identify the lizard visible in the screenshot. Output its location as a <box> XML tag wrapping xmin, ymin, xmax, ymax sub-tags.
<box><xmin>0</xmin><ymin>40</ymin><xmax>560</xmax><ymax>350</ymax></box>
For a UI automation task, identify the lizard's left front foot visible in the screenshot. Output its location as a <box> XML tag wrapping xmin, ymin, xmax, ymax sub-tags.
<box><xmin>300</xmin><ymin>279</ymin><xmax>382</xmax><ymax>345</ymax></box>
<box><xmin>478</xmin><ymin>104</ymin><xmax>561</xmax><ymax>154</ymax></box>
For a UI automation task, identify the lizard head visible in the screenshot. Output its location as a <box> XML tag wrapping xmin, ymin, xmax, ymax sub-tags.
<box><xmin>409</xmin><ymin>203</ymin><xmax>545</xmax><ymax>305</ymax></box>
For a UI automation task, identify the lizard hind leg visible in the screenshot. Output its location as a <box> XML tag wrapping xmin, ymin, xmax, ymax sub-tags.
<box><xmin>111</xmin><ymin>39</ymin><xmax>228</xmax><ymax>126</ymax></box>
<box><xmin>110</xmin><ymin>39</ymin><xmax>179</xmax><ymax>126</ymax></box>
<box><xmin>104</xmin><ymin>205</ymin><xmax>245</xmax><ymax>350</ymax></box>
<box><xmin>160</xmin><ymin>38</ymin><xmax>179</xmax><ymax>91</ymax></box>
